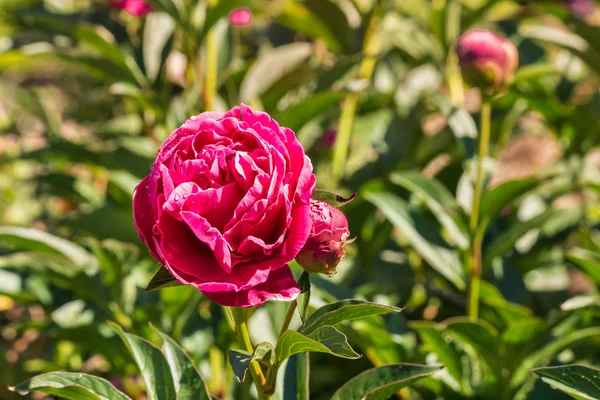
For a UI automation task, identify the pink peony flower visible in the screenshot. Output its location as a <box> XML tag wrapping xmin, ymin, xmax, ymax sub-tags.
<box><xmin>296</xmin><ymin>200</ymin><xmax>350</xmax><ymax>276</ymax></box>
<box><xmin>109</xmin><ymin>0</ymin><xmax>153</xmax><ymax>17</ymax></box>
<box><xmin>456</xmin><ymin>30</ymin><xmax>518</xmax><ymax>91</ymax></box>
<box><xmin>133</xmin><ymin>104</ymin><xmax>315</xmax><ymax>308</ymax></box>
<box><xmin>229</xmin><ymin>7</ymin><xmax>253</xmax><ymax>26</ymax></box>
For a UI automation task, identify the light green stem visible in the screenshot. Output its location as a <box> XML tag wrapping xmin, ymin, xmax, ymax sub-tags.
<box><xmin>230</xmin><ymin>308</ymin><xmax>267</xmax><ymax>399</ymax></box>
<box><xmin>331</xmin><ymin>7</ymin><xmax>381</xmax><ymax>182</ymax></box>
<box><xmin>279</xmin><ymin>300</ymin><xmax>298</xmax><ymax>337</ymax></box>
<box><xmin>204</xmin><ymin>0</ymin><xmax>219</xmax><ymax>110</ymax></box>
<box><xmin>468</xmin><ymin>101</ymin><xmax>491</xmax><ymax>320</ymax></box>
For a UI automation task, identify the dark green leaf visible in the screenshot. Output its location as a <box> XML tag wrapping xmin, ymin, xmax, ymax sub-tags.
<box><xmin>228</xmin><ymin>349</ymin><xmax>252</xmax><ymax>382</ymax></box>
<box><xmin>10</xmin><ymin>372</ymin><xmax>131</xmax><ymax>400</ymax></box>
<box><xmin>330</xmin><ymin>363</ymin><xmax>443</xmax><ymax>400</ymax></box>
<box><xmin>144</xmin><ymin>267</ymin><xmax>183</xmax><ymax>291</ymax></box>
<box><xmin>278</xmin><ymin>91</ymin><xmax>346</xmax><ymax>132</ymax></box>
<box><xmin>151</xmin><ymin>325</ymin><xmax>211</xmax><ymax>400</ymax></box>
<box><xmin>299</xmin><ymin>299</ymin><xmax>402</xmax><ymax>335</ymax></box>
<box><xmin>567</xmin><ymin>248</ymin><xmax>600</xmax><ymax>284</ymax></box>
<box><xmin>297</xmin><ymin>272</ymin><xmax>311</xmax><ymax>325</ymax></box>
<box><xmin>311</xmin><ymin>190</ymin><xmax>356</xmax><ymax>208</ymax></box>
<box><xmin>276</xmin><ymin>326</ymin><xmax>360</xmax><ymax>362</ymax></box>
<box><xmin>479</xmin><ymin>179</ymin><xmax>538</xmax><ymax>225</ymax></box>
<box><xmin>365</xmin><ymin>192</ymin><xmax>466</xmax><ymax>289</ymax></box>
<box><xmin>410</xmin><ymin>322</ymin><xmax>466</xmax><ymax>391</ymax></box>
<box><xmin>108</xmin><ymin>322</ymin><xmax>176</xmax><ymax>400</ymax></box>
<box><xmin>533</xmin><ymin>364</ymin><xmax>600</xmax><ymax>400</ymax></box>
<box><xmin>390</xmin><ymin>171</ymin><xmax>469</xmax><ymax>249</ymax></box>
<box><xmin>511</xmin><ymin>328</ymin><xmax>600</xmax><ymax>390</ymax></box>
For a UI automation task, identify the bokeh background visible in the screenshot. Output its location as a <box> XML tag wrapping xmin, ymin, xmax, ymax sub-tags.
<box><xmin>1</xmin><ymin>0</ymin><xmax>600</xmax><ymax>399</ymax></box>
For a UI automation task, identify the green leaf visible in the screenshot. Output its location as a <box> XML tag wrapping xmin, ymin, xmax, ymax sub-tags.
<box><xmin>533</xmin><ymin>364</ymin><xmax>600</xmax><ymax>400</ymax></box>
<box><xmin>311</xmin><ymin>190</ymin><xmax>356</xmax><ymax>208</ymax></box>
<box><xmin>108</xmin><ymin>322</ymin><xmax>176</xmax><ymax>400</ymax></box>
<box><xmin>9</xmin><ymin>372</ymin><xmax>131</xmax><ymax>400</ymax></box>
<box><xmin>483</xmin><ymin>208</ymin><xmax>580</xmax><ymax>268</ymax></box>
<box><xmin>143</xmin><ymin>12</ymin><xmax>175</xmax><ymax>82</ymax></box>
<box><xmin>228</xmin><ymin>349</ymin><xmax>252</xmax><ymax>382</ymax></box>
<box><xmin>330</xmin><ymin>363</ymin><xmax>443</xmax><ymax>400</ymax></box>
<box><xmin>501</xmin><ymin>319</ymin><xmax>544</xmax><ymax>344</ymax></box>
<box><xmin>567</xmin><ymin>248</ymin><xmax>600</xmax><ymax>284</ymax></box>
<box><xmin>228</xmin><ymin>342</ymin><xmax>276</xmax><ymax>383</ymax></box>
<box><xmin>479</xmin><ymin>179</ymin><xmax>538</xmax><ymax>225</ymax></box>
<box><xmin>278</xmin><ymin>91</ymin><xmax>346</xmax><ymax>132</ymax></box>
<box><xmin>511</xmin><ymin>328</ymin><xmax>600</xmax><ymax>390</ymax></box>
<box><xmin>561</xmin><ymin>295</ymin><xmax>600</xmax><ymax>311</ymax></box>
<box><xmin>390</xmin><ymin>171</ymin><xmax>469</xmax><ymax>249</ymax></box>
<box><xmin>252</xmin><ymin>342</ymin><xmax>276</xmax><ymax>367</ymax></box>
<box><xmin>365</xmin><ymin>192</ymin><xmax>466</xmax><ymax>289</ymax></box>
<box><xmin>240</xmin><ymin>43</ymin><xmax>312</xmax><ymax>101</ymax></box>
<box><xmin>410</xmin><ymin>322</ymin><xmax>466</xmax><ymax>391</ymax></box>
<box><xmin>276</xmin><ymin>326</ymin><xmax>360</xmax><ymax>363</ymax></box>
<box><xmin>151</xmin><ymin>325</ymin><xmax>211</xmax><ymax>400</ymax></box>
<box><xmin>520</xmin><ymin>24</ymin><xmax>600</xmax><ymax>75</ymax></box>
<box><xmin>297</xmin><ymin>272</ymin><xmax>311</xmax><ymax>324</ymax></box>
<box><xmin>143</xmin><ymin>267</ymin><xmax>184</xmax><ymax>291</ymax></box>
<box><xmin>444</xmin><ymin>318</ymin><xmax>501</xmax><ymax>379</ymax></box>
<box><xmin>299</xmin><ymin>299</ymin><xmax>402</xmax><ymax>335</ymax></box>
<box><xmin>0</xmin><ymin>226</ymin><xmax>95</xmax><ymax>271</ymax></box>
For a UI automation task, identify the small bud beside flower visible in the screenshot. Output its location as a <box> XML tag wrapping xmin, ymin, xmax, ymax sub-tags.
<box><xmin>456</xmin><ymin>30</ymin><xmax>518</xmax><ymax>93</ymax></box>
<box><xmin>296</xmin><ymin>200</ymin><xmax>350</xmax><ymax>276</ymax></box>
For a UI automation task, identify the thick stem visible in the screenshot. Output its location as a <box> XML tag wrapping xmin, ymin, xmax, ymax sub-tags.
<box><xmin>468</xmin><ymin>101</ymin><xmax>491</xmax><ymax>320</ymax></box>
<box><xmin>331</xmin><ymin>7</ymin><xmax>381</xmax><ymax>182</ymax></box>
<box><xmin>279</xmin><ymin>300</ymin><xmax>298</xmax><ymax>338</ymax></box>
<box><xmin>230</xmin><ymin>308</ymin><xmax>267</xmax><ymax>399</ymax></box>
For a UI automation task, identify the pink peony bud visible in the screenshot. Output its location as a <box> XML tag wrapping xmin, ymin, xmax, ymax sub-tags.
<box><xmin>562</xmin><ymin>0</ymin><xmax>595</xmax><ymax>18</ymax></box>
<box><xmin>109</xmin><ymin>0</ymin><xmax>153</xmax><ymax>16</ymax></box>
<box><xmin>456</xmin><ymin>30</ymin><xmax>518</xmax><ymax>92</ymax></box>
<box><xmin>229</xmin><ymin>7</ymin><xmax>253</xmax><ymax>27</ymax></box>
<box><xmin>296</xmin><ymin>200</ymin><xmax>350</xmax><ymax>276</ymax></box>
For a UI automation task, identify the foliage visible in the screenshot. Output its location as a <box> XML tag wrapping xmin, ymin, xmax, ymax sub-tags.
<box><xmin>1</xmin><ymin>0</ymin><xmax>600</xmax><ymax>399</ymax></box>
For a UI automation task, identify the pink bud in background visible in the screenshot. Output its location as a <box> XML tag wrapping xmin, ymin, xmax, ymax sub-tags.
<box><xmin>562</xmin><ymin>0</ymin><xmax>595</xmax><ymax>18</ymax></box>
<box><xmin>109</xmin><ymin>0</ymin><xmax>153</xmax><ymax>16</ymax></box>
<box><xmin>229</xmin><ymin>7</ymin><xmax>253</xmax><ymax>26</ymax></box>
<box><xmin>321</xmin><ymin>128</ymin><xmax>337</xmax><ymax>148</ymax></box>
<box><xmin>296</xmin><ymin>200</ymin><xmax>350</xmax><ymax>276</ymax></box>
<box><xmin>456</xmin><ymin>30</ymin><xmax>518</xmax><ymax>91</ymax></box>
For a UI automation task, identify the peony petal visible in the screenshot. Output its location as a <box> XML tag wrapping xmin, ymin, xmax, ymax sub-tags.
<box><xmin>181</xmin><ymin>211</ymin><xmax>233</xmax><ymax>272</ymax></box>
<box><xmin>157</xmin><ymin>213</ymin><xmax>226</xmax><ymax>282</ymax></box>
<box><xmin>182</xmin><ymin>183</ymin><xmax>242</xmax><ymax>232</ymax></box>
<box><xmin>132</xmin><ymin>174</ymin><xmax>161</xmax><ymax>262</ymax></box>
<box><xmin>201</xmin><ymin>266</ymin><xmax>300</xmax><ymax>307</ymax></box>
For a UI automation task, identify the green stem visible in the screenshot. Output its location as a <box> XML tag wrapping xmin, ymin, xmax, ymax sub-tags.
<box><xmin>230</xmin><ymin>308</ymin><xmax>267</xmax><ymax>399</ymax></box>
<box><xmin>331</xmin><ymin>7</ymin><xmax>381</xmax><ymax>182</ymax></box>
<box><xmin>468</xmin><ymin>101</ymin><xmax>491</xmax><ymax>320</ymax></box>
<box><xmin>204</xmin><ymin>0</ymin><xmax>219</xmax><ymax>110</ymax></box>
<box><xmin>279</xmin><ymin>300</ymin><xmax>298</xmax><ymax>338</ymax></box>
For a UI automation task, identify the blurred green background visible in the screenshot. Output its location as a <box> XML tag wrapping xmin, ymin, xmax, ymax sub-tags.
<box><xmin>1</xmin><ymin>0</ymin><xmax>600</xmax><ymax>399</ymax></box>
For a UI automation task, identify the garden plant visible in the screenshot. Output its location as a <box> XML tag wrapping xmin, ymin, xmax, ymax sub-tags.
<box><xmin>1</xmin><ymin>0</ymin><xmax>600</xmax><ymax>399</ymax></box>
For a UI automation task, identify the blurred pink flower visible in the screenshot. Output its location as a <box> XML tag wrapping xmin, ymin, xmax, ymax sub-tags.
<box><xmin>457</xmin><ymin>30</ymin><xmax>518</xmax><ymax>91</ymax></box>
<box><xmin>109</xmin><ymin>0</ymin><xmax>153</xmax><ymax>17</ymax></box>
<box><xmin>229</xmin><ymin>7</ymin><xmax>253</xmax><ymax>26</ymax></box>
<box><xmin>321</xmin><ymin>128</ymin><xmax>337</xmax><ymax>148</ymax></box>
<box><xmin>562</xmin><ymin>0</ymin><xmax>595</xmax><ymax>17</ymax></box>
